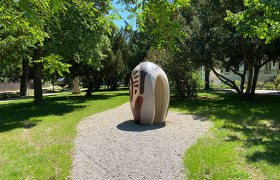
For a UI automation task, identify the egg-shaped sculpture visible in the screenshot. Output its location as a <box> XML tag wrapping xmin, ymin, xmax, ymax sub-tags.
<box><xmin>129</xmin><ymin>62</ymin><xmax>170</xmax><ymax>125</ymax></box>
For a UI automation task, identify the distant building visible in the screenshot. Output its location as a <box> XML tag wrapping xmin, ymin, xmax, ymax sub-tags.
<box><xmin>208</xmin><ymin>61</ymin><xmax>280</xmax><ymax>85</ymax></box>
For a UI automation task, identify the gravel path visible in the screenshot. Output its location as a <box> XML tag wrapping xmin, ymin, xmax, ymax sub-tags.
<box><xmin>72</xmin><ymin>103</ymin><xmax>211</xmax><ymax>180</ymax></box>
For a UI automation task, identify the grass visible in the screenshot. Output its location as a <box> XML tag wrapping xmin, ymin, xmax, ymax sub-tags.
<box><xmin>170</xmin><ymin>92</ymin><xmax>280</xmax><ymax>179</ymax></box>
<box><xmin>0</xmin><ymin>90</ymin><xmax>128</xmax><ymax>179</ymax></box>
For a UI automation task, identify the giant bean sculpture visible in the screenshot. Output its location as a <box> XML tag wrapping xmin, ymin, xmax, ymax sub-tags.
<box><xmin>129</xmin><ymin>62</ymin><xmax>170</xmax><ymax>125</ymax></box>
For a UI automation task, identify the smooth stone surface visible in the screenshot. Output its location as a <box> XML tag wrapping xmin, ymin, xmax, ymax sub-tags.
<box><xmin>129</xmin><ymin>62</ymin><xmax>170</xmax><ymax>125</ymax></box>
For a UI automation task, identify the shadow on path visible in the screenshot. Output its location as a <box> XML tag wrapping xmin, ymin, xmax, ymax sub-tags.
<box><xmin>117</xmin><ymin>120</ymin><xmax>166</xmax><ymax>132</ymax></box>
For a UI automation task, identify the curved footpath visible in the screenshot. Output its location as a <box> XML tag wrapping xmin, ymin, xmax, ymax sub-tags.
<box><xmin>72</xmin><ymin>103</ymin><xmax>211</xmax><ymax>180</ymax></box>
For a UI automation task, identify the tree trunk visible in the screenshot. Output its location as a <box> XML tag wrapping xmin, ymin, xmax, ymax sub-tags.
<box><xmin>204</xmin><ymin>65</ymin><xmax>210</xmax><ymax>90</ymax></box>
<box><xmin>111</xmin><ymin>81</ymin><xmax>118</xmax><ymax>91</ymax></box>
<box><xmin>85</xmin><ymin>81</ymin><xmax>94</xmax><ymax>97</ymax></box>
<box><xmin>33</xmin><ymin>45</ymin><xmax>43</xmax><ymax>105</ymax></box>
<box><xmin>67</xmin><ymin>78</ymin><xmax>74</xmax><ymax>89</ymax></box>
<box><xmin>211</xmin><ymin>67</ymin><xmax>243</xmax><ymax>97</ymax></box>
<box><xmin>52</xmin><ymin>76</ymin><xmax>55</xmax><ymax>92</ymax></box>
<box><xmin>250</xmin><ymin>66</ymin><xmax>260</xmax><ymax>97</ymax></box>
<box><xmin>20</xmin><ymin>56</ymin><xmax>29</xmax><ymax>96</ymax></box>
<box><xmin>72</xmin><ymin>76</ymin><xmax>81</xmax><ymax>94</ymax></box>
<box><xmin>245</xmin><ymin>65</ymin><xmax>253</xmax><ymax>96</ymax></box>
<box><xmin>240</xmin><ymin>64</ymin><xmax>247</xmax><ymax>93</ymax></box>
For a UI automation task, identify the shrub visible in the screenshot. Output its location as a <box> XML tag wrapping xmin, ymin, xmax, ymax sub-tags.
<box><xmin>169</xmin><ymin>71</ymin><xmax>203</xmax><ymax>98</ymax></box>
<box><xmin>147</xmin><ymin>48</ymin><xmax>203</xmax><ymax>99</ymax></box>
<box><xmin>264</xmin><ymin>82</ymin><xmax>275</xmax><ymax>90</ymax></box>
<box><xmin>210</xmin><ymin>83</ymin><xmax>230</xmax><ymax>89</ymax></box>
<box><xmin>256</xmin><ymin>81</ymin><xmax>265</xmax><ymax>90</ymax></box>
<box><xmin>0</xmin><ymin>92</ymin><xmax>20</xmax><ymax>100</ymax></box>
<box><xmin>273</xmin><ymin>75</ymin><xmax>280</xmax><ymax>90</ymax></box>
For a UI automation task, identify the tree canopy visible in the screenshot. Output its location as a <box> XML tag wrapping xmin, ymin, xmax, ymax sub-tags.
<box><xmin>226</xmin><ymin>0</ymin><xmax>280</xmax><ymax>43</ymax></box>
<box><xmin>0</xmin><ymin>0</ymin><xmax>280</xmax><ymax>101</ymax></box>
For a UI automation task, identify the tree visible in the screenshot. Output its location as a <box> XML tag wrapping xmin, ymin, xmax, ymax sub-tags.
<box><xmin>19</xmin><ymin>55</ymin><xmax>30</xmax><ymax>96</ymax></box>
<box><xmin>120</xmin><ymin>0</ymin><xmax>189</xmax><ymax>48</ymax></box>
<box><xmin>0</xmin><ymin>1</ymin><xmax>41</xmax><ymax>96</ymax></box>
<box><xmin>203</xmin><ymin>0</ymin><xmax>280</xmax><ymax>99</ymax></box>
<box><xmin>122</xmin><ymin>29</ymin><xmax>151</xmax><ymax>84</ymax></box>
<box><xmin>211</xmin><ymin>38</ymin><xmax>280</xmax><ymax>99</ymax></box>
<box><xmin>43</xmin><ymin>55</ymin><xmax>71</xmax><ymax>92</ymax></box>
<box><xmin>182</xmin><ymin>0</ymin><xmax>280</xmax><ymax>99</ymax></box>
<box><xmin>180</xmin><ymin>0</ymin><xmax>212</xmax><ymax>90</ymax></box>
<box><xmin>147</xmin><ymin>46</ymin><xmax>203</xmax><ymax>99</ymax></box>
<box><xmin>102</xmin><ymin>33</ymin><xmax>124</xmax><ymax>90</ymax></box>
<box><xmin>226</xmin><ymin>0</ymin><xmax>280</xmax><ymax>43</ymax></box>
<box><xmin>47</xmin><ymin>0</ymin><xmax>113</xmax><ymax>96</ymax></box>
<box><xmin>1</xmin><ymin>0</ymin><xmax>113</xmax><ymax>102</ymax></box>
<box><xmin>0</xmin><ymin>60</ymin><xmax>21</xmax><ymax>83</ymax></box>
<box><xmin>121</xmin><ymin>0</ymin><xmax>207</xmax><ymax>98</ymax></box>
<box><xmin>0</xmin><ymin>0</ymin><xmax>68</xmax><ymax>105</ymax></box>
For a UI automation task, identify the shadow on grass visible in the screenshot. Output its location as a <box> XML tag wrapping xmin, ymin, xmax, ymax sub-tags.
<box><xmin>117</xmin><ymin>120</ymin><xmax>166</xmax><ymax>132</ymax></box>
<box><xmin>0</xmin><ymin>91</ymin><xmax>128</xmax><ymax>133</ymax></box>
<box><xmin>170</xmin><ymin>92</ymin><xmax>280</xmax><ymax>165</ymax></box>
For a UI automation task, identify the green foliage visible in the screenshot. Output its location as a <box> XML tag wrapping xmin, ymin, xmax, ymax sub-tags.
<box><xmin>210</xmin><ymin>82</ymin><xmax>230</xmax><ymax>89</ymax></box>
<box><xmin>273</xmin><ymin>74</ymin><xmax>280</xmax><ymax>90</ymax></box>
<box><xmin>1</xmin><ymin>0</ymin><xmax>114</xmax><ymax>99</ymax></box>
<box><xmin>43</xmin><ymin>54</ymin><xmax>71</xmax><ymax>78</ymax></box>
<box><xmin>45</xmin><ymin>0</ymin><xmax>114</xmax><ymax>96</ymax></box>
<box><xmin>0</xmin><ymin>1</ymin><xmax>38</xmax><ymax>63</ymax></box>
<box><xmin>116</xmin><ymin>28</ymin><xmax>150</xmax><ymax>84</ymax></box>
<box><xmin>264</xmin><ymin>82</ymin><xmax>276</xmax><ymax>90</ymax></box>
<box><xmin>0</xmin><ymin>60</ymin><xmax>21</xmax><ymax>82</ymax></box>
<box><xmin>170</xmin><ymin>92</ymin><xmax>280</xmax><ymax>179</ymax></box>
<box><xmin>102</xmin><ymin>30</ymin><xmax>126</xmax><ymax>90</ymax></box>
<box><xmin>226</xmin><ymin>0</ymin><xmax>280</xmax><ymax>43</ymax></box>
<box><xmin>0</xmin><ymin>0</ymin><xmax>69</xmax><ymax>97</ymax></box>
<box><xmin>184</xmin><ymin>0</ymin><xmax>280</xmax><ymax>99</ymax></box>
<box><xmin>0</xmin><ymin>92</ymin><xmax>20</xmax><ymax>100</ymax></box>
<box><xmin>48</xmin><ymin>0</ymin><xmax>112</xmax><ymax>68</ymax></box>
<box><xmin>147</xmin><ymin>46</ymin><xmax>202</xmax><ymax>99</ymax></box>
<box><xmin>122</xmin><ymin>0</ymin><xmax>189</xmax><ymax>49</ymax></box>
<box><xmin>139</xmin><ymin>0</ymin><xmax>189</xmax><ymax>49</ymax></box>
<box><xmin>0</xmin><ymin>0</ymin><xmax>65</xmax><ymax>49</ymax></box>
<box><xmin>0</xmin><ymin>90</ymin><xmax>128</xmax><ymax>179</ymax></box>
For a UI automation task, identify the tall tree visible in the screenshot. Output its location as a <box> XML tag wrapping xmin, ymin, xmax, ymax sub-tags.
<box><xmin>47</xmin><ymin>0</ymin><xmax>113</xmax><ymax>96</ymax></box>
<box><xmin>0</xmin><ymin>1</ymin><xmax>40</xmax><ymax>96</ymax></box>
<box><xmin>187</xmin><ymin>0</ymin><xmax>280</xmax><ymax>99</ymax></box>
<box><xmin>0</xmin><ymin>0</ymin><xmax>68</xmax><ymax>105</ymax></box>
<box><xmin>1</xmin><ymin>0</ymin><xmax>111</xmax><ymax>102</ymax></box>
<box><xmin>122</xmin><ymin>0</ymin><xmax>205</xmax><ymax>98</ymax></box>
<box><xmin>120</xmin><ymin>0</ymin><xmax>189</xmax><ymax>49</ymax></box>
<box><xmin>102</xmin><ymin>30</ymin><xmax>125</xmax><ymax>90</ymax></box>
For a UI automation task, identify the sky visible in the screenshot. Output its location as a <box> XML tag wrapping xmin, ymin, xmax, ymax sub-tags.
<box><xmin>111</xmin><ymin>0</ymin><xmax>137</xmax><ymax>30</ymax></box>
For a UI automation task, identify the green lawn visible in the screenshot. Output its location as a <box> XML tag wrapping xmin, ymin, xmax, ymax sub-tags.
<box><xmin>0</xmin><ymin>90</ymin><xmax>128</xmax><ymax>179</ymax></box>
<box><xmin>1</xmin><ymin>90</ymin><xmax>279</xmax><ymax>179</ymax></box>
<box><xmin>170</xmin><ymin>92</ymin><xmax>280</xmax><ymax>179</ymax></box>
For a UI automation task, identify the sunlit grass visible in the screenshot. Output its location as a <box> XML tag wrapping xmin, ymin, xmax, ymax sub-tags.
<box><xmin>170</xmin><ymin>92</ymin><xmax>280</xmax><ymax>179</ymax></box>
<box><xmin>0</xmin><ymin>90</ymin><xmax>128</xmax><ymax>179</ymax></box>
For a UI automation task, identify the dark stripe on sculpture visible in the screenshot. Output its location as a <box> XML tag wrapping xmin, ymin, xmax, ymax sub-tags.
<box><xmin>133</xmin><ymin>70</ymin><xmax>138</xmax><ymax>76</ymax></box>
<box><xmin>130</xmin><ymin>75</ymin><xmax>134</xmax><ymax>101</ymax></box>
<box><xmin>132</xmin><ymin>69</ymin><xmax>137</xmax><ymax>75</ymax></box>
<box><xmin>140</xmin><ymin>71</ymin><xmax>147</xmax><ymax>94</ymax></box>
<box><xmin>133</xmin><ymin>96</ymin><xmax>143</xmax><ymax>124</ymax></box>
<box><xmin>130</xmin><ymin>72</ymin><xmax>139</xmax><ymax>99</ymax></box>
